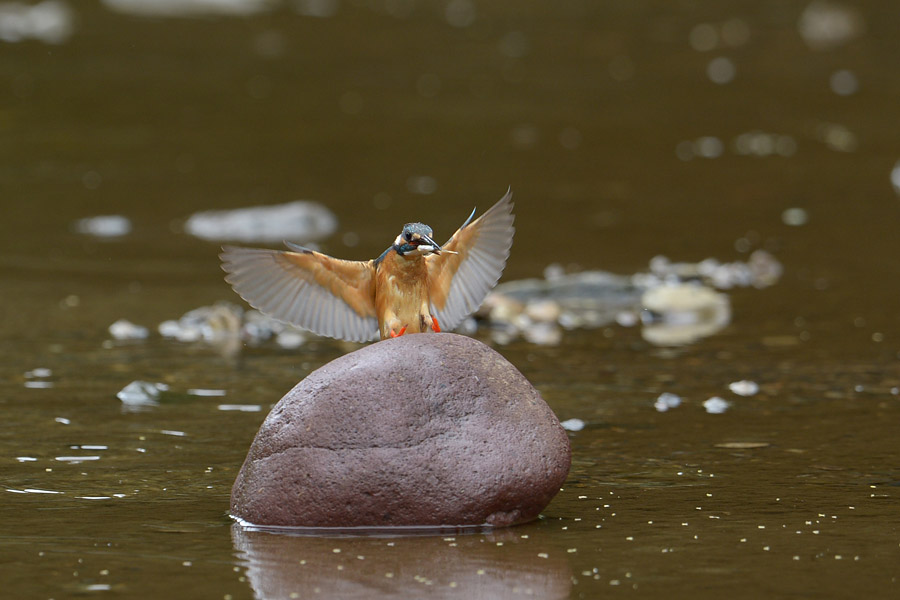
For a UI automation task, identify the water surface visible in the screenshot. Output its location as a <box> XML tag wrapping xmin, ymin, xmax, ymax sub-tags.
<box><xmin>2</xmin><ymin>1</ymin><xmax>900</xmax><ymax>598</ymax></box>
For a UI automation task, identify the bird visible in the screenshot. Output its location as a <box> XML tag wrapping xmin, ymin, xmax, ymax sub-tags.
<box><xmin>220</xmin><ymin>189</ymin><xmax>515</xmax><ymax>342</ymax></box>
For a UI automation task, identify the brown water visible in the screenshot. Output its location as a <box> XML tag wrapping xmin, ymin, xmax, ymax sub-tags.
<box><xmin>3</xmin><ymin>1</ymin><xmax>900</xmax><ymax>598</ymax></box>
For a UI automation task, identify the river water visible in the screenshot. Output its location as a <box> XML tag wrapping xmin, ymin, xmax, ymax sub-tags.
<box><xmin>2</xmin><ymin>1</ymin><xmax>899</xmax><ymax>598</ymax></box>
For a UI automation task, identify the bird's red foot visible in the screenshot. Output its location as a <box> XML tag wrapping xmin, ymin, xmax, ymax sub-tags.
<box><xmin>389</xmin><ymin>326</ymin><xmax>407</xmax><ymax>338</ymax></box>
<box><xmin>431</xmin><ymin>316</ymin><xmax>441</xmax><ymax>333</ymax></box>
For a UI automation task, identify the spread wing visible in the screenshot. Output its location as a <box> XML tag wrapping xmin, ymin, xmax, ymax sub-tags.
<box><xmin>427</xmin><ymin>188</ymin><xmax>515</xmax><ymax>330</ymax></box>
<box><xmin>220</xmin><ymin>245</ymin><xmax>379</xmax><ymax>343</ymax></box>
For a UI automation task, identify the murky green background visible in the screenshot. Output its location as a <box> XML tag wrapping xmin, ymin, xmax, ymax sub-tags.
<box><xmin>3</xmin><ymin>1</ymin><xmax>900</xmax><ymax>598</ymax></box>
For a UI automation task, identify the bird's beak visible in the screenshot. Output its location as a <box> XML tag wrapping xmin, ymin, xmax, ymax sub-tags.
<box><xmin>412</xmin><ymin>235</ymin><xmax>441</xmax><ymax>254</ymax></box>
<box><xmin>421</xmin><ymin>235</ymin><xmax>442</xmax><ymax>254</ymax></box>
<box><xmin>422</xmin><ymin>235</ymin><xmax>459</xmax><ymax>255</ymax></box>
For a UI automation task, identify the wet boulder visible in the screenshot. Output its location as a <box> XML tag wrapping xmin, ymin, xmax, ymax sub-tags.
<box><xmin>231</xmin><ymin>333</ymin><xmax>571</xmax><ymax>528</ymax></box>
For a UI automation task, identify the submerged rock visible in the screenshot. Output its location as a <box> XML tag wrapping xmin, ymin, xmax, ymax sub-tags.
<box><xmin>654</xmin><ymin>392</ymin><xmax>682</xmax><ymax>412</ymax></box>
<box><xmin>72</xmin><ymin>215</ymin><xmax>132</xmax><ymax>238</ymax></box>
<box><xmin>640</xmin><ymin>283</ymin><xmax>731</xmax><ymax>346</ymax></box>
<box><xmin>703</xmin><ymin>396</ymin><xmax>731</xmax><ymax>414</ymax></box>
<box><xmin>157</xmin><ymin>301</ymin><xmax>308</xmax><ymax>357</ymax></box>
<box><xmin>231</xmin><ymin>333</ymin><xmax>571</xmax><ymax>528</ymax></box>
<box><xmin>0</xmin><ymin>0</ymin><xmax>74</xmax><ymax>44</ymax></box>
<box><xmin>184</xmin><ymin>200</ymin><xmax>337</xmax><ymax>243</ymax></box>
<box><xmin>108</xmin><ymin>318</ymin><xmax>149</xmax><ymax>340</ymax></box>
<box><xmin>116</xmin><ymin>380</ymin><xmax>168</xmax><ymax>410</ymax></box>
<box><xmin>477</xmin><ymin>251</ymin><xmax>779</xmax><ymax>346</ymax></box>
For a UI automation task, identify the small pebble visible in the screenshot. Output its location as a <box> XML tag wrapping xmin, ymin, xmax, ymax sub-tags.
<box><xmin>109</xmin><ymin>319</ymin><xmax>150</xmax><ymax>340</ymax></box>
<box><xmin>654</xmin><ymin>392</ymin><xmax>682</xmax><ymax>412</ymax></box>
<box><xmin>73</xmin><ymin>215</ymin><xmax>132</xmax><ymax>237</ymax></box>
<box><xmin>728</xmin><ymin>380</ymin><xmax>759</xmax><ymax>396</ymax></box>
<box><xmin>560</xmin><ymin>418</ymin><xmax>585</xmax><ymax>432</ymax></box>
<box><xmin>25</xmin><ymin>368</ymin><xmax>52</xmax><ymax>378</ymax></box>
<box><xmin>703</xmin><ymin>397</ymin><xmax>730</xmax><ymax>414</ymax></box>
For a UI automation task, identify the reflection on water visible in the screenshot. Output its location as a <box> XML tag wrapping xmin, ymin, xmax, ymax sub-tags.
<box><xmin>232</xmin><ymin>524</ymin><xmax>571</xmax><ymax>600</ymax></box>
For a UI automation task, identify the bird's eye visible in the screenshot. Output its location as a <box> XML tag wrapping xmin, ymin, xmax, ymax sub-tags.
<box><xmin>404</xmin><ymin>232</ymin><xmax>413</xmax><ymax>242</ymax></box>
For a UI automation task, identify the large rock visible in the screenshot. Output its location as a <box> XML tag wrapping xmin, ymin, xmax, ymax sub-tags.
<box><xmin>231</xmin><ymin>333</ymin><xmax>571</xmax><ymax>528</ymax></box>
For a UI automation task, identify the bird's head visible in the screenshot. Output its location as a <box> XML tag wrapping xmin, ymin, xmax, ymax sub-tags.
<box><xmin>394</xmin><ymin>222</ymin><xmax>442</xmax><ymax>256</ymax></box>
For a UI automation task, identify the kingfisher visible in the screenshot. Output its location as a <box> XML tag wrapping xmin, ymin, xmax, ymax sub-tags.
<box><xmin>220</xmin><ymin>189</ymin><xmax>514</xmax><ymax>342</ymax></box>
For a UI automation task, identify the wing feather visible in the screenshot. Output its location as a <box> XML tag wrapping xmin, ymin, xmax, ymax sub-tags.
<box><xmin>427</xmin><ymin>189</ymin><xmax>515</xmax><ymax>330</ymax></box>
<box><xmin>220</xmin><ymin>245</ymin><xmax>379</xmax><ymax>342</ymax></box>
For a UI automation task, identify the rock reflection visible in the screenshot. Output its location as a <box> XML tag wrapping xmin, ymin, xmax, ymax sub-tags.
<box><xmin>232</xmin><ymin>524</ymin><xmax>571</xmax><ymax>600</ymax></box>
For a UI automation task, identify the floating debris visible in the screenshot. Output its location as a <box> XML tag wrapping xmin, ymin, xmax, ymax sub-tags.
<box><xmin>72</xmin><ymin>215</ymin><xmax>132</xmax><ymax>237</ymax></box>
<box><xmin>560</xmin><ymin>418</ymin><xmax>585</xmax><ymax>432</ymax></box>
<box><xmin>108</xmin><ymin>318</ymin><xmax>149</xmax><ymax>340</ymax></box>
<box><xmin>117</xmin><ymin>381</ymin><xmax>168</xmax><ymax>409</ymax></box>
<box><xmin>654</xmin><ymin>392</ymin><xmax>682</xmax><ymax>412</ymax></box>
<box><xmin>0</xmin><ymin>0</ymin><xmax>73</xmax><ymax>44</ymax></box>
<box><xmin>184</xmin><ymin>200</ymin><xmax>337</xmax><ymax>243</ymax></box>
<box><xmin>703</xmin><ymin>397</ymin><xmax>731</xmax><ymax>414</ymax></box>
<box><xmin>729</xmin><ymin>380</ymin><xmax>760</xmax><ymax>396</ymax></box>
